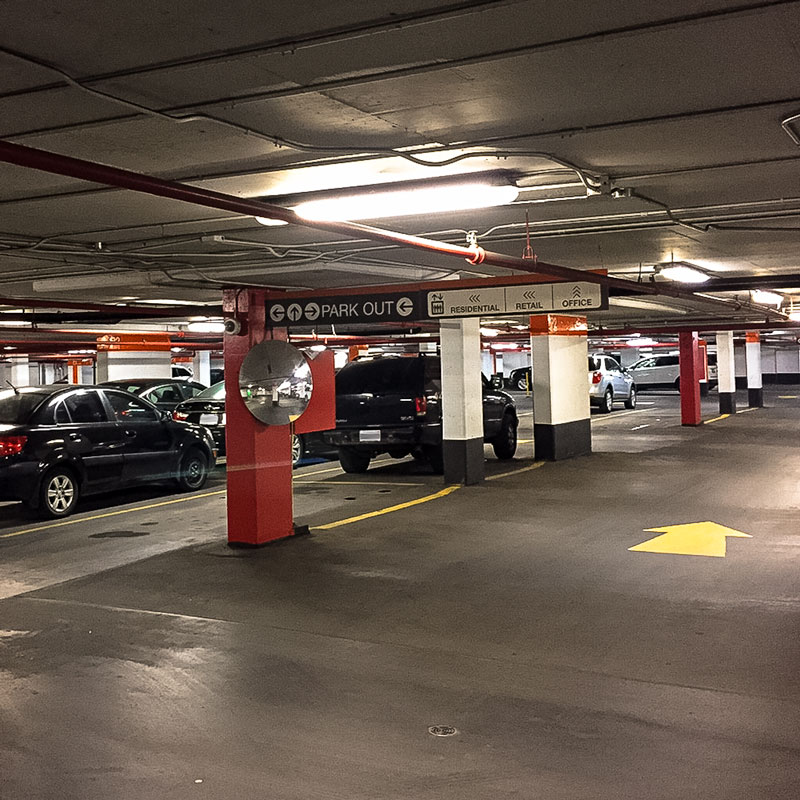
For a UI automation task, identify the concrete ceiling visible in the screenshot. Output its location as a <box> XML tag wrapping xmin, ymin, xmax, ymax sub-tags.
<box><xmin>2</xmin><ymin>0</ymin><xmax>800</xmax><ymax>330</ymax></box>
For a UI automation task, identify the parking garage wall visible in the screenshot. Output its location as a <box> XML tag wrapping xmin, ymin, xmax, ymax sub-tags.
<box><xmin>735</xmin><ymin>345</ymin><xmax>800</xmax><ymax>386</ymax></box>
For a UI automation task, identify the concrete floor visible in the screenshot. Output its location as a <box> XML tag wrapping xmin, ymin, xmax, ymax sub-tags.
<box><xmin>2</xmin><ymin>388</ymin><xmax>800</xmax><ymax>798</ymax></box>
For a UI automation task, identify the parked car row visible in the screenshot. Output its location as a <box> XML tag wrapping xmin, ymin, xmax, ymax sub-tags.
<box><xmin>0</xmin><ymin>385</ymin><xmax>216</xmax><ymax>518</ymax></box>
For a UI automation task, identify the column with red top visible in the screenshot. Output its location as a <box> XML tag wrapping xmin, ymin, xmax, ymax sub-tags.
<box><xmin>530</xmin><ymin>314</ymin><xmax>591</xmax><ymax>459</ymax></box>
<box><xmin>746</xmin><ymin>331</ymin><xmax>763</xmax><ymax>407</ymax></box>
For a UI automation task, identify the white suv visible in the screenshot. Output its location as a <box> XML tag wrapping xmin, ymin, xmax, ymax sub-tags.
<box><xmin>628</xmin><ymin>352</ymin><xmax>717</xmax><ymax>390</ymax></box>
<box><xmin>589</xmin><ymin>354</ymin><xmax>636</xmax><ymax>413</ymax></box>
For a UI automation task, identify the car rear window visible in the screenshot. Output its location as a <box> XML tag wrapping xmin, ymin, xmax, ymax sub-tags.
<box><xmin>336</xmin><ymin>357</ymin><xmax>424</xmax><ymax>395</ymax></box>
<box><xmin>0</xmin><ymin>389</ymin><xmax>50</xmax><ymax>424</ymax></box>
<box><xmin>104</xmin><ymin>382</ymin><xmax>145</xmax><ymax>393</ymax></box>
<box><xmin>588</xmin><ymin>356</ymin><xmax>601</xmax><ymax>371</ymax></box>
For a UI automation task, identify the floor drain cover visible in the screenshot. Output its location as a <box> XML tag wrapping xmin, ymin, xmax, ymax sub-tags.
<box><xmin>344</xmin><ymin>496</ymin><xmax>356</xmax><ymax>501</ymax></box>
<box><xmin>378</xmin><ymin>489</ymin><xmax>391</xmax><ymax>493</ymax></box>
<box><xmin>427</xmin><ymin>725</ymin><xmax>458</xmax><ymax>737</ymax></box>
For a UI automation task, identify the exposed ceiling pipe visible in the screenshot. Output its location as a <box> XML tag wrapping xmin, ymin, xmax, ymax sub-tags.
<box><xmin>0</xmin><ymin>295</ymin><xmax>222</xmax><ymax>317</ymax></box>
<box><xmin>0</xmin><ymin>139</ymin><xmax>783</xmax><ymax>320</ymax></box>
<box><xmin>593</xmin><ymin>320</ymin><xmax>800</xmax><ymax>336</ymax></box>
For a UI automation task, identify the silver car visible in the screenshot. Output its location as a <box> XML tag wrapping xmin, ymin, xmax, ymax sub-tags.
<box><xmin>588</xmin><ymin>354</ymin><xmax>636</xmax><ymax>412</ymax></box>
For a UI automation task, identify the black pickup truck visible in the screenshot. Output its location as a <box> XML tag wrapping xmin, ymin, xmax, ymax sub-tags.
<box><xmin>324</xmin><ymin>355</ymin><xmax>518</xmax><ymax>473</ymax></box>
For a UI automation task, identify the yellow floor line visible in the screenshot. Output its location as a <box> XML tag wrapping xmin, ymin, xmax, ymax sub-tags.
<box><xmin>486</xmin><ymin>461</ymin><xmax>545</xmax><ymax>481</ymax></box>
<box><xmin>703</xmin><ymin>413</ymin><xmax>730</xmax><ymax>424</ymax></box>
<box><xmin>778</xmin><ymin>395</ymin><xmax>798</xmax><ymax>399</ymax></box>
<box><xmin>296</xmin><ymin>480</ymin><xmax>424</xmax><ymax>486</ymax></box>
<box><xmin>737</xmin><ymin>406</ymin><xmax>759</xmax><ymax>413</ymax></box>
<box><xmin>0</xmin><ymin>489</ymin><xmax>227</xmax><ymax>540</ymax></box>
<box><xmin>312</xmin><ymin>485</ymin><xmax>460</xmax><ymax>530</ymax></box>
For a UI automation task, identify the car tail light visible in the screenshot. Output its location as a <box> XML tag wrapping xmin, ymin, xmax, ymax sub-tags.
<box><xmin>0</xmin><ymin>435</ymin><xmax>27</xmax><ymax>456</ymax></box>
<box><xmin>415</xmin><ymin>396</ymin><xmax>428</xmax><ymax>416</ymax></box>
<box><xmin>173</xmin><ymin>410</ymin><xmax>189</xmax><ymax>421</ymax></box>
<box><xmin>592</xmin><ymin>371</ymin><xmax>603</xmax><ymax>384</ymax></box>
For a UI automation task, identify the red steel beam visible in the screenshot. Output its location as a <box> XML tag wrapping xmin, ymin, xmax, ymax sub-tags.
<box><xmin>0</xmin><ymin>139</ymin><xmax>766</xmax><ymax>318</ymax></box>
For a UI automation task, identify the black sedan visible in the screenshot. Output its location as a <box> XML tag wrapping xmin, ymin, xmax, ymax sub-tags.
<box><xmin>99</xmin><ymin>378</ymin><xmax>206</xmax><ymax>412</ymax></box>
<box><xmin>0</xmin><ymin>385</ymin><xmax>216</xmax><ymax>518</ymax></box>
<box><xmin>173</xmin><ymin>381</ymin><xmax>335</xmax><ymax>466</ymax></box>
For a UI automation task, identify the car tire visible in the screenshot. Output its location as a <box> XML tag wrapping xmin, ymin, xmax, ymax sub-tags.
<box><xmin>338</xmin><ymin>448</ymin><xmax>371</xmax><ymax>473</ymax></box>
<box><xmin>291</xmin><ymin>434</ymin><xmax>305</xmax><ymax>468</ymax></box>
<box><xmin>37</xmin><ymin>466</ymin><xmax>79</xmax><ymax>519</ymax></box>
<box><xmin>492</xmin><ymin>413</ymin><xmax>518</xmax><ymax>460</ymax></box>
<box><xmin>515</xmin><ymin>374</ymin><xmax>529</xmax><ymax>391</ymax></box>
<box><xmin>176</xmin><ymin>448</ymin><xmax>209</xmax><ymax>491</ymax></box>
<box><xmin>624</xmin><ymin>386</ymin><xmax>637</xmax><ymax>409</ymax></box>
<box><xmin>674</xmin><ymin>377</ymin><xmax>681</xmax><ymax>391</ymax></box>
<box><xmin>600</xmin><ymin>387</ymin><xmax>614</xmax><ymax>413</ymax></box>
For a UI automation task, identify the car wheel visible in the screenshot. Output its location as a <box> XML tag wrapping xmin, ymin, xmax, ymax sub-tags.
<box><xmin>492</xmin><ymin>413</ymin><xmax>518</xmax><ymax>459</ymax></box>
<box><xmin>674</xmin><ymin>377</ymin><xmax>681</xmax><ymax>391</ymax></box>
<box><xmin>38</xmin><ymin>467</ymin><xmax>79</xmax><ymax>519</ymax></box>
<box><xmin>624</xmin><ymin>386</ymin><xmax>637</xmax><ymax>409</ymax></box>
<box><xmin>516</xmin><ymin>374</ymin><xmax>529</xmax><ymax>391</ymax></box>
<box><xmin>338</xmin><ymin>448</ymin><xmax>371</xmax><ymax>473</ymax></box>
<box><xmin>291</xmin><ymin>434</ymin><xmax>305</xmax><ymax>468</ymax></box>
<box><xmin>600</xmin><ymin>387</ymin><xmax>614</xmax><ymax>413</ymax></box>
<box><xmin>176</xmin><ymin>448</ymin><xmax>209</xmax><ymax>491</ymax></box>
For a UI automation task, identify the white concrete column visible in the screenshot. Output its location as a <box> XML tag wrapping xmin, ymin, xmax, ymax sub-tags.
<box><xmin>530</xmin><ymin>315</ymin><xmax>591</xmax><ymax>460</ymax></box>
<box><xmin>745</xmin><ymin>331</ymin><xmax>763</xmax><ymax>407</ymax></box>
<box><xmin>716</xmin><ymin>331</ymin><xmax>736</xmax><ymax>414</ymax></box>
<box><xmin>440</xmin><ymin>318</ymin><xmax>484</xmax><ymax>484</ymax></box>
<box><xmin>193</xmin><ymin>350</ymin><xmax>211</xmax><ymax>386</ymax></box>
<box><xmin>96</xmin><ymin>350</ymin><xmax>171</xmax><ymax>382</ymax></box>
<box><xmin>8</xmin><ymin>357</ymin><xmax>30</xmax><ymax>387</ymax></box>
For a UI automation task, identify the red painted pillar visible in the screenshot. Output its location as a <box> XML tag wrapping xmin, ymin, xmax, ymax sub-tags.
<box><xmin>223</xmin><ymin>289</ymin><xmax>295</xmax><ymax>546</ymax></box>
<box><xmin>679</xmin><ymin>331</ymin><xmax>702</xmax><ymax>426</ymax></box>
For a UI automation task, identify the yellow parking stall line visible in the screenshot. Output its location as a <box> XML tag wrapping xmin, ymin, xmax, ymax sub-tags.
<box><xmin>704</xmin><ymin>413</ymin><xmax>730</xmax><ymax>424</ymax></box>
<box><xmin>312</xmin><ymin>485</ymin><xmax>460</xmax><ymax>530</ymax></box>
<box><xmin>294</xmin><ymin>464</ymin><xmax>345</xmax><ymax>477</ymax></box>
<box><xmin>486</xmin><ymin>461</ymin><xmax>545</xmax><ymax>481</ymax></box>
<box><xmin>778</xmin><ymin>395</ymin><xmax>798</xmax><ymax>399</ymax></box>
<box><xmin>737</xmin><ymin>406</ymin><xmax>759</xmax><ymax>413</ymax></box>
<box><xmin>0</xmin><ymin>490</ymin><xmax>227</xmax><ymax>540</ymax></box>
<box><xmin>295</xmin><ymin>480</ymin><xmax>424</xmax><ymax>486</ymax></box>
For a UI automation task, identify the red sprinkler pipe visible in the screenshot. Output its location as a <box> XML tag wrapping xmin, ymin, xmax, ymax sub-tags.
<box><xmin>0</xmin><ymin>139</ymin><xmax>780</xmax><ymax>317</ymax></box>
<box><xmin>0</xmin><ymin>140</ymin><xmax>635</xmax><ymax>291</ymax></box>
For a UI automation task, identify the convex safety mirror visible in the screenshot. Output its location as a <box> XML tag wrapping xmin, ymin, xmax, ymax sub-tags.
<box><xmin>239</xmin><ymin>341</ymin><xmax>312</xmax><ymax>425</ymax></box>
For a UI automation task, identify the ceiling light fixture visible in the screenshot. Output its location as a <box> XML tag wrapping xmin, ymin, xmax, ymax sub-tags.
<box><xmin>657</xmin><ymin>263</ymin><xmax>710</xmax><ymax>284</ymax></box>
<box><xmin>255</xmin><ymin>172</ymin><xmax>521</xmax><ymax>225</ymax></box>
<box><xmin>187</xmin><ymin>320</ymin><xmax>225</xmax><ymax>333</ymax></box>
<box><xmin>750</xmin><ymin>289</ymin><xmax>783</xmax><ymax>307</ymax></box>
<box><xmin>295</xmin><ymin>183</ymin><xmax>519</xmax><ymax>222</ymax></box>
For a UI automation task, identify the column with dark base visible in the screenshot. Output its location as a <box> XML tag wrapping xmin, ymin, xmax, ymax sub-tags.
<box><xmin>746</xmin><ymin>331</ymin><xmax>763</xmax><ymax>407</ymax></box>
<box><xmin>679</xmin><ymin>331</ymin><xmax>702</xmax><ymax>426</ymax></box>
<box><xmin>531</xmin><ymin>315</ymin><xmax>591</xmax><ymax>460</ymax></box>
<box><xmin>717</xmin><ymin>330</ymin><xmax>737</xmax><ymax>414</ymax></box>
<box><xmin>440</xmin><ymin>318</ymin><xmax>485</xmax><ymax>485</ymax></box>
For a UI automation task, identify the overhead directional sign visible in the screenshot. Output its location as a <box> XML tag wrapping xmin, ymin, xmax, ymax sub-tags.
<box><xmin>426</xmin><ymin>281</ymin><xmax>604</xmax><ymax>318</ymax></box>
<box><xmin>265</xmin><ymin>277</ymin><xmax>607</xmax><ymax>326</ymax></box>
<box><xmin>268</xmin><ymin>292</ymin><xmax>420</xmax><ymax>326</ymax></box>
<box><xmin>628</xmin><ymin>521</ymin><xmax>752</xmax><ymax>557</ymax></box>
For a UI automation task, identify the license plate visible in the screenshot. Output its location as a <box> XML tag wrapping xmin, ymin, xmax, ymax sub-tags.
<box><xmin>359</xmin><ymin>430</ymin><xmax>381</xmax><ymax>442</ymax></box>
<box><xmin>200</xmin><ymin>413</ymin><xmax>218</xmax><ymax>425</ymax></box>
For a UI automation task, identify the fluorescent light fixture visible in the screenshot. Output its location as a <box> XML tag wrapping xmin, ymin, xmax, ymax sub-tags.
<box><xmin>658</xmin><ymin>264</ymin><xmax>710</xmax><ymax>284</ymax></box>
<box><xmin>187</xmin><ymin>320</ymin><xmax>225</xmax><ymax>333</ymax></box>
<box><xmin>750</xmin><ymin>289</ymin><xmax>783</xmax><ymax>307</ymax></box>
<box><xmin>294</xmin><ymin>182</ymin><xmax>519</xmax><ymax>222</ymax></box>
<box><xmin>480</xmin><ymin>327</ymin><xmax>501</xmax><ymax>337</ymax></box>
<box><xmin>309</xmin><ymin>344</ymin><xmax>327</xmax><ymax>352</ymax></box>
<box><xmin>254</xmin><ymin>216</ymin><xmax>289</xmax><ymax>227</ymax></box>
<box><xmin>137</xmin><ymin>299</ymin><xmax>203</xmax><ymax>306</ymax></box>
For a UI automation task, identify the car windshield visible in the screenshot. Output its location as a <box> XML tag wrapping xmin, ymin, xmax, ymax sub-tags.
<box><xmin>194</xmin><ymin>381</ymin><xmax>226</xmax><ymax>400</ymax></box>
<box><xmin>0</xmin><ymin>388</ymin><xmax>50</xmax><ymax>424</ymax></box>
<box><xmin>336</xmin><ymin>357</ymin><xmax>422</xmax><ymax>394</ymax></box>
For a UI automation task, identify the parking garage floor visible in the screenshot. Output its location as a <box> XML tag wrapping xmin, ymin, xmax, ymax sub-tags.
<box><xmin>2</xmin><ymin>388</ymin><xmax>800</xmax><ymax>799</ymax></box>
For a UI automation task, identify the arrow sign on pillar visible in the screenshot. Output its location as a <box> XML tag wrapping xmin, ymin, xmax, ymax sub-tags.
<box><xmin>628</xmin><ymin>521</ymin><xmax>752</xmax><ymax>557</ymax></box>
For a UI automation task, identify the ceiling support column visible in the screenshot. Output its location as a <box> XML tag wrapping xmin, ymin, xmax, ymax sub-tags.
<box><xmin>679</xmin><ymin>331</ymin><xmax>702</xmax><ymax>426</ymax></box>
<box><xmin>224</xmin><ymin>289</ymin><xmax>295</xmax><ymax>546</ymax></box>
<box><xmin>531</xmin><ymin>315</ymin><xmax>591</xmax><ymax>460</ymax></box>
<box><xmin>716</xmin><ymin>331</ymin><xmax>737</xmax><ymax>415</ymax></box>
<box><xmin>746</xmin><ymin>331</ymin><xmax>764</xmax><ymax>408</ymax></box>
<box><xmin>8</xmin><ymin>356</ymin><xmax>30</xmax><ymax>388</ymax></box>
<box><xmin>193</xmin><ymin>350</ymin><xmax>211</xmax><ymax>386</ymax></box>
<box><xmin>440</xmin><ymin>318</ymin><xmax>484</xmax><ymax>485</ymax></box>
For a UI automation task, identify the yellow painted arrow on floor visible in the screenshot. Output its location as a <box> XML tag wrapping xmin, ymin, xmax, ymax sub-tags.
<box><xmin>629</xmin><ymin>521</ymin><xmax>752</xmax><ymax>557</ymax></box>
